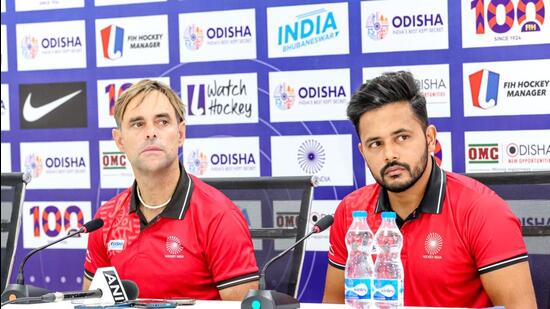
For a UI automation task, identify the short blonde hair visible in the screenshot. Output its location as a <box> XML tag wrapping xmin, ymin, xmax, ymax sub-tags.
<box><xmin>114</xmin><ymin>79</ymin><xmax>185</xmax><ymax>127</ymax></box>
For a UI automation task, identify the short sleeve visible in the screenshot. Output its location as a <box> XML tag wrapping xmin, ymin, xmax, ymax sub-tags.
<box><xmin>328</xmin><ymin>198</ymin><xmax>348</xmax><ymax>270</ymax></box>
<box><xmin>465</xmin><ymin>194</ymin><xmax>528</xmax><ymax>274</ymax></box>
<box><xmin>205</xmin><ymin>207</ymin><xmax>259</xmax><ymax>290</ymax></box>
<box><xmin>83</xmin><ymin>215</ymin><xmax>110</xmax><ymax>281</ymax></box>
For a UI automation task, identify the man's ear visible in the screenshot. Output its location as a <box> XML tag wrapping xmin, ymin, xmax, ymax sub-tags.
<box><xmin>178</xmin><ymin>121</ymin><xmax>186</xmax><ymax>147</ymax></box>
<box><xmin>357</xmin><ymin>142</ymin><xmax>367</xmax><ymax>162</ymax></box>
<box><xmin>426</xmin><ymin>125</ymin><xmax>437</xmax><ymax>153</ymax></box>
<box><xmin>112</xmin><ymin>128</ymin><xmax>124</xmax><ymax>152</ymax></box>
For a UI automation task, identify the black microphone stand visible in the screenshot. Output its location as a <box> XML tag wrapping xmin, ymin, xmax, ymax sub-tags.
<box><xmin>1</xmin><ymin>227</ymin><xmax>86</xmax><ymax>303</ymax></box>
<box><xmin>241</xmin><ymin>229</ymin><xmax>317</xmax><ymax>309</ymax></box>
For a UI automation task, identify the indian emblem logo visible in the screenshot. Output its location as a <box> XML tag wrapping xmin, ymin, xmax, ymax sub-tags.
<box><xmin>423</xmin><ymin>232</ymin><xmax>443</xmax><ymax>259</ymax></box>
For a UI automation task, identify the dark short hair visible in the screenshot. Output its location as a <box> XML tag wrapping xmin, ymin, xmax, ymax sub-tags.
<box><xmin>347</xmin><ymin>71</ymin><xmax>428</xmax><ymax>136</ymax></box>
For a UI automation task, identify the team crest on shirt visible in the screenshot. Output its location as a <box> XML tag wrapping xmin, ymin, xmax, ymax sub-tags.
<box><xmin>422</xmin><ymin>232</ymin><xmax>443</xmax><ymax>260</ymax></box>
<box><xmin>165</xmin><ymin>235</ymin><xmax>184</xmax><ymax>259</ymax></box>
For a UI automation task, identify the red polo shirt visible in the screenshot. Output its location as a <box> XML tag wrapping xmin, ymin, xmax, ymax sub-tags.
<box><xmin>328</xmin><ymin>159</ymin><xmax>528</xmax><ymax>307</ymax></box>
<box><xmin>84</xmin><ymin>166</ymin><xmax>259</xmax><ymax>300</ymax></box>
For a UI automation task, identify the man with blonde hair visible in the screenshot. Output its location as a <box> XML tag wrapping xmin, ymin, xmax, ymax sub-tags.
<box><xmin>83</xmin><ymin>79</ymin><xmax>259</xmax><ymax>300</ymax></box>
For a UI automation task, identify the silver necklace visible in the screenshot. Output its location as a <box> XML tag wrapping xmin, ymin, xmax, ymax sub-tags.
<box><xmin>136</xmin><ymin>186</ymin><xmax>171</xmax><ymax>210</ymax></box>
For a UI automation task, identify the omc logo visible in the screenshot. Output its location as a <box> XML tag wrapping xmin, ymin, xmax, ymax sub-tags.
<box><xmin>469</xmin><ymin>69</ymin><xmax>500</xmax><ymax>109</ymax></box>
<box><xmin>21</xmin><ymin>36</ymin><xmax>39</xmax><ymax>59</ymax></box>
<box><xmin>183</xmin><ymin>24</ymin><xmax>204</xmax><ymax>51</ymax></box>
<box><xmin>24</xmin><ymin>154</ymin><xmax>43</xmax><ymax>178</ymax></box>
<box><xmin>101</xmin><ymin>25</ymin><xmax>124</xmax><ymax>60</ymax></box>
<box><xmin>366</xmin><ymin>12</ymin><xmax>389</xmax><ymax>40</ymax></box>
<box><xmin>273</xmin><ymin>83</ymin><xmax>296</xmax><ymax>110</ymax></box>
<box><xmin>186</xmin><ymin>149</ymin><xmax>208</xmax><ymax>175</ymax></box>
<box><xmin>102</xmin><ymin>151</ymin><xmax>127</xmax><ymax>170</ymax></box>
<box><xmin>297</xmin><ymin>139</ymin><xmax>326</xmax><ymax>174</ymax></box>
<box><xmin>468</xmin><ymin>143</ymin><xmax>499</xmax><ymax>164</ymax></box>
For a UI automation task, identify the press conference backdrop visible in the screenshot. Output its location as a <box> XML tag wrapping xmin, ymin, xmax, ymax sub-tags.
<box><xmin>0</xmin><ymin>0</ymin><xmax>549</xmax><ymax>302</ymax></box>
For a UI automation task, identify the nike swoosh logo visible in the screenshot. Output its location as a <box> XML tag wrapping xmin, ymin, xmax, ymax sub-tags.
<box><xmin>22</xmin><ymin>90</ymin><xmax>82</xmax><ymax>122</ymax></box>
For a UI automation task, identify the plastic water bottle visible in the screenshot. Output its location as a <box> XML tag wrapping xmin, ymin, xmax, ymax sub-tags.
<box><xmin>345</xmin><ymin>210</ymin><xmax>374</xmax><ymax>309</ymax></box>
<box><xmin>373</xmin><ymin>211</ymin><xmax>404</xmax><ymax>309</ymax></box>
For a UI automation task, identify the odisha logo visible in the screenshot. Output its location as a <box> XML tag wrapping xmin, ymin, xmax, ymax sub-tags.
<box><xmin>366</xmin><ymin>12</ymin><xmax>389</xmax><ymax>40</ymax></box>
<box><xmin>424</xmin><ymin>232</ymin><xmax>443</xmax><ymax>255</ymax></box>
<box><xmin>297</xmin><ymin>139</ymin><xmax>326</xmax><ymax>174</ymax></box>
<box><xmin>273</xmin><ymin>83</ymin><xmax>295</xmax><ymax>110</ymax></box>
<box><xmin>183</xmin><ymin>24</ymin><xmax>204</xmax><ymax>51</ymax></box>
<box><xmin>165</xmin><ymin>235</ymin><xmax>183</xmax><ymax>255</ymax></box>
<box><xmin>21</xmin><ymin>36</ymin><xmax>39</xmax><ymax>59</ymax></box>
<box><xmin>186</xmin><ymin>149</ymin><xmax>208</xmax><ymax>175</ymax></box>
<box><xmin>25</xmin><ymin>153</ymin><xmax>43</xmax><ymax>178</ymax></box>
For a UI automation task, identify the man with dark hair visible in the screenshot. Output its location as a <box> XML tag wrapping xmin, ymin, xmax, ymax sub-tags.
<box><xmin>323</xmin><ymin>71</ymin><xmax>536</xmax><ymax>308</ymax></box>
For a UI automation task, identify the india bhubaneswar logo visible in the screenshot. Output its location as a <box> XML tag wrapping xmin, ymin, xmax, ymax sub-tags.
<box><xmin>273</xmin><ymin>83</ymin><xmax>295</xmax><ymax>110</ymax></box>
<box><xmin>297</xmin><ymin>139</ymin><xmax>326</xmax><ymax>174</ymax></box>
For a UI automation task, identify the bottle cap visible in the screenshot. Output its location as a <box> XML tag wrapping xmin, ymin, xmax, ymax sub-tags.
<box><xmin>352</xmin><ymin>210</ymin><xmax>367</xmax><ymax>218</ymax></box>
<box><xmin>381</xmin><ymin>211</ymin><xmax>396</xmax><ymax>219</ymax></box>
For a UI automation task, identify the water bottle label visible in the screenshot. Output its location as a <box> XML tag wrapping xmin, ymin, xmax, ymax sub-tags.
<box><xmin>344</xmin><ymin>278</ymin><xmax>372</xmax><ymax>300</ymax></box>
<box><xmin>373</xmin><ymin>279</ymin><xmax>399</xmax><ymax>301</ymax></box>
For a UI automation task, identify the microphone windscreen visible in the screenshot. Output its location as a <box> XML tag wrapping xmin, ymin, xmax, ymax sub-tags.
<box><xmin>121</xmin><ymin>280</ymin><xmax>139</xmax><ymax>300</ymax></box>
<box><xmin>82</xmin><ymin>218</ymin><xmax>104</xmax><ymax>233</ymax></box>
<box><xmin>314</xmin><ymin>215</ymin><xmax>334</xmax><ymax>233</ymax></box>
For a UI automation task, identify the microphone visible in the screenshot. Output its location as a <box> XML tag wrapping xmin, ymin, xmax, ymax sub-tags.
<box><xmin>1</xmin><ymin>280</ymin><xmax>138</xmax><ymax>306</ymax></box>
<box><xmin>0</xmin><ymin>218</ymin><xmax>105</xmax><ymax>303</ymax></box>
<box><xmin>241</xmin><ymin>215</ymin><xmax>334</xmax><ymax>309</ymax></box>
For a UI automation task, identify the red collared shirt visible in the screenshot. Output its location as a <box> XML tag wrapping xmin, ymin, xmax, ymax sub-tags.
<box><xmin>328</xmin><ymin>161</ymin><xmax>527</xmax><ymax>307</ymax></box>
<box><xmin>84</xmin><ymin>168</ymin><xmax>259</xmax><ymax>299</ymax></box>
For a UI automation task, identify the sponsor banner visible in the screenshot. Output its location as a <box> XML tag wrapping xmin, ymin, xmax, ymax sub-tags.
<box><xmin>269</xmin><ymin>68</ymin><xmax>350</xmax><ymax>122</ymax></box>
<box><xmin>95</xmin><ymin>0</ymin><xmax>166</xmax><ymax>6</ymax></box>
<box><xmin>273</xmin><ymin>200</ymin><xmax>302</xmax><ymax>250</ymax></box>
<box><xmin>179</xmin><ymin>9</ymin><xmax>256</xmax><ymax>62</ymax></box>
<box><xmin>1</xmin><ymin>25</ymin><xmax>7</xmax><ymax>71</ymax></box>
<box><xmin>95</xmin><ymin>15</ymin><xmax>169</xmax><ymax>67</ymax></box>
<box><xmin>234</xmin><ymin>200</ymin><xmax>262</xmax><ymax>250</ymax></box>
<box><xmin>97</xmin><ymin>77</ymin><xmax>170</xmax><ymax>128</ymax></box>
<box><xmin>365</xmin><ymin>132</ymin><xmax>453</xmax><ymax>185</ymax></box>
<box><xmin>267</xmin><ymin>2</ymin><xmax>350</xmax><ymax>58</ymax></box>
<box><xmin>1</xmin><ymin>84</ymin><xmax>9</xmax><ymax>131</ymax></box>
<box><xmin>463</xmin><ymin>59</ymin><xmax>550</xmax><ymax>117</ymax></box>
<box><xmin>15</xmin><ymin>0</ymin><xmax>84</xmax><ymax>11</ymax></box>
<box><xmin>462</xmin><ymin>0</ymin><xmax>550</xmax><ymax>48</ymax></box>
<box><xmin>183</xmin><ymin>136</ymin><xmax>260</xmax><ymax>178</ymax></box>
<box><xmin>19</xmin><ymin>82</ymin><xmax>87</xmax><ymax>129</ymax></box>
<box><xmin>271</xmin><ymin>135</ymin><xmax>353</xmax><ymax>186</ymax></box>
<box><xmin>22</xmin><ymin>201</ymin><xmax>92</xmax><ymax>249</ymax></box>
<box><xmin>361</xmin><ymin>0</ymin><xmax>449</xmax><ymax>53</ymax></box>
<box><xmin>306</xmin><ymin>200</ymin><xmax>338</xmax><ymax>251</ymax></box>
<box><xmin>99</xmin><ymin>140</ymin><xmax>134</xmax><ymax>189</ymax></box>
<box><xmin>20</xmin><ymin>141</ymin><xmax>91</xmax><ymax>189</ymax></box>
<box><xmin>181</xmin><ymin>73</ymin><xmax>258</xmax><ymax>125</ymax></box>
<box><xmin>465</xmin><ymin>130</ymin><xmax>550</xmax><ymax>172</ymax></box>
<box><xmin>16</xmin><ymin>20</ymin><xmax>86</xmax><ymax>71</ymax></box>
<box><xmin>1</xmin><ymin>143</ymin><xmax>11</xmax><ymax>173</ymax></box>
<box><xmin>509</xmin><ymin>200</ymin><xmax>550</xmax><ymax>254</ymax></box>
<box><xmin>363</xmin><ymin>64</ymin><xmax>451</xmax><ymax>118</ymax></box>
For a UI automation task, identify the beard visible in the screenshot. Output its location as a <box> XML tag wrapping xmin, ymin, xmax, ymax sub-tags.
<box><xmin>373</xmin><ymin>148</ymin><xmax>429</xmax><ymax>193</ymax></box>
